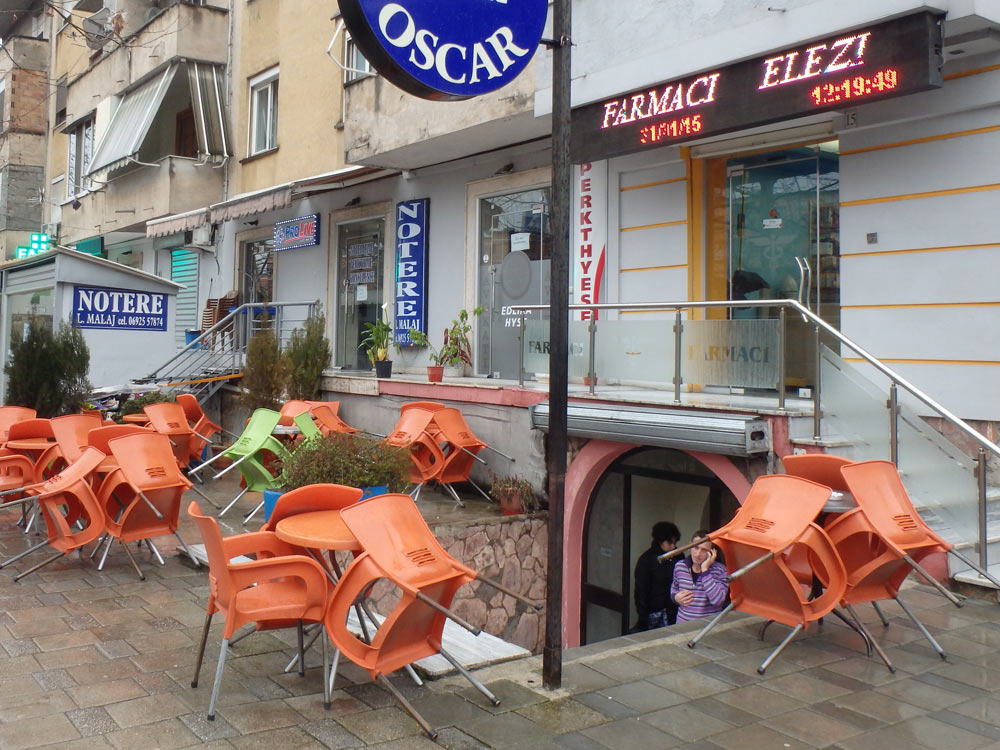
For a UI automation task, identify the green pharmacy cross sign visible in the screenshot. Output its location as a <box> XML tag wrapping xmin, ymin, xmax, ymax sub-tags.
<box><xmin>16</xmin><ymin>233</ymin><xmax>50</xmax><ymax>259</ymax></box>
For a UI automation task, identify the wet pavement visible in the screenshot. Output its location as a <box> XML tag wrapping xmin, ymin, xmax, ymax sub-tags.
<box><xmin>3</xmin><ymin>474</ymin><xmax>1000</xmax><ymax>749</ymax></box>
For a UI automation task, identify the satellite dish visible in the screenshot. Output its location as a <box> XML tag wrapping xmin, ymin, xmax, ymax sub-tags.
<box><xmin>82</xmin><ymin>8</ymin><xmax>113</xmax><ymax>50</ymax></box>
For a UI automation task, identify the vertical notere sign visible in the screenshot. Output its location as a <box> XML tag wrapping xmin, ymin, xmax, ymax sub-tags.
<box><xmin>337</xmin><ymin>0</ymin><xmax>548</xmax><ymax>100</ymax></box>
<box><xmin>394</xmin><ymin>199</ymin><xmax>429</xmax><ymax>346</ymax></box>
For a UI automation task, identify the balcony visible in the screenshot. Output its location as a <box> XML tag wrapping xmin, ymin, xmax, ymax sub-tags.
<box><xmin>62</xmin><ymin>156</ymin><xmax>223</xmax><ymax>243</ymax></box>
<box><xmin>63</xmin><ymin>2</ymin><xmax>228</xmax><ymax>128</ymax></box>
<box><xmin>342</xmin><ymin>57</ymin><xmax>547</xmax><ymax>169</ymax></box>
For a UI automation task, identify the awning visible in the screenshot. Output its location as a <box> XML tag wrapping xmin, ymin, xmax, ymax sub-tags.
<box><xmin>188</xmin><ymin>62</ymin><xmax>230</xmax><ymax>159</ymax></box>
<box><xmin>88</xmin><ymin>64</ymin><xmax>178</xmax><ymax>175</ymax></box>
<box><xmin>146</xmin><ymin>208</ymin><xmax>210</xmax><ymax>238</ymax></box>
<box><xmin>209</xmin><ymin>185</ymin><xmax>293</xmax><ymax>223</ymax></box>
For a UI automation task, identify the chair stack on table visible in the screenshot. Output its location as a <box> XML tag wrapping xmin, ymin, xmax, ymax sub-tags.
<box><xmin>383</xmin><ymin>402</ymin><xmax>495</xmax><ymax>506</ymax></box>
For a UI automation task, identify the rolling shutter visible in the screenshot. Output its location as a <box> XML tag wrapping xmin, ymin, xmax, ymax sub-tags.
<box><xmin>171</xmin><ymin>248</ymin><xmax>199</xmax><ymax>347</ymax></box>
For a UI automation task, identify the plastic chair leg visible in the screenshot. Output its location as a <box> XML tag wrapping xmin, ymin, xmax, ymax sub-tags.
<box><xmin>322</xmin><ymin>627</ymin><xmax>331</xmax><ymax>709</ymax></box>
<box><xmin>175</xmin><ymin>531</ymin><xmax>201</xmax><ymax>567</ymax></box>
<box><xmin>894</xmin><ymin>596</ymin><xmax>947</xmax><ymax>660</ymax></box>
<box><xmin>242</xmin><ymin>498</ymin><xmax>266</xmax><ymax>525</ymax></box>
<box><xmin>0</xmin><ymin>540</ymin><xmax>48</xmax><ymax>569</ymax></box>
<box><xmin>13</xmin><ymin>550</ymin><xmax>65</xmax><ymax>582</ymax></box>
<box><xmin>439</xmin><ymin>647</ymin><xmax>499</xmax><ymax>705</ymax></box>
<box><xmin>377</xmin><ymin>673</ymin><xmax>438</xmax><ymax>740</ymax></box>
<box><xmin>97</xmin><ymin>534</ymin><xmax>115</xmax><ymax>570</ymax></box>
<box><xmin>146</xmin><ymin>539</ymin><xmax>165</xmax><ymax>566</ymax></box>
<box><xmin>871</xmin><ymin>601</ymin><xmax>890</xmax><ymax>627</ymax></box>
<box><xmin>845</xmin><ymin>604</ymin><xmax>895</xmax><ymax>673</ymax></box>
<box><xmin>687</xmin><ymin>602</ymin><xmax>734</xmax><ymax>649</ymax></box>
<box><xmin>207</xmin><ymin>637</ymin><xmax>229</xmax><ymax>721</ymax></box>
<box><xmin>218</xmin><ymin>486</ymin><xmax>249</xmax><ymax>517</ymax></box>
<box><xmin>757</xmin><ymin>623</ymin><xmax>803</xmax><ymax>674</ymax></box>
<box><xmin>903</xmin><ymin>554</ymin><xmax>964</xmax><ymax>608</ymax></box>
<box><xmin>297</xmin><ymin>620</ymin><xmax>305</xmax><ymax>677</ymax></box>
<box><xmin>948</xmin><ymin>548</ymin><xmax>1000</xmax><ymax>589</ymax></box>
<box><xmin>120</xmin><ymin>540</ymin><xmax>146</xmax><ymax>581</ymax></box>
<box><xmin>442</xmin><ymin>483</ymin><xmax>466</xmax><ymax>508</ymax></box>
<box><xmin>192</xmin><ymin>611</ymin><xmax>214</xmax><ymax>688</ymax></box>
<box><xmin>188</xmin><ymin>482</ymin><xmax>221</xmax><ymax>509</ymax></box>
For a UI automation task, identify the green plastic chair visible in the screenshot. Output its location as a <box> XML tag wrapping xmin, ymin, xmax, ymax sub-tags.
<box><xmin>293</xmin><ymin>411</ymin><xmax>323</xmax><ymax>443</ymax></box>
<box><xmin>214</xmin><ymin>409</ymin><xmax>291</xmax><ymax>522</ymax></box>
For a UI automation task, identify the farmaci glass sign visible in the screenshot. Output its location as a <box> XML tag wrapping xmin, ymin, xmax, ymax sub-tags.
<box><xmin>338</xmin><ymin>0</ymin><xmax>548</xmax><ymax>100</ymax></box>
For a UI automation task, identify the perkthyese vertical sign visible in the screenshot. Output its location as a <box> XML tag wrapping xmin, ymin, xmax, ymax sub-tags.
<box><xmin>338</xmin><ymin>0</ymin><xmax>548</xmax><ymax>100</ymax></box>
<box><xmin>394</xmin><ymin>198</ymin><xmax>429</xmax><ymax>345</ymax></box>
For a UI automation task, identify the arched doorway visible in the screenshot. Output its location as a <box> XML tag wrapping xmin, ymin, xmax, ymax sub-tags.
<box><xmin>580</xmin><ymin>447</ymin><xmax>739</xmax><ymax>644</ymax></box>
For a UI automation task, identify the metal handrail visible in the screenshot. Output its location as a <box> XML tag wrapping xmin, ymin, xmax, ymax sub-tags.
<box><xmin>511</xmin><ymin>298</ymin><xmax>1000</xmax><ymax>461</ymax></box>
<box><xmin>146</xmin><ymin>301</ymin><xmax>313</xmax><ymax>380</ymax></box>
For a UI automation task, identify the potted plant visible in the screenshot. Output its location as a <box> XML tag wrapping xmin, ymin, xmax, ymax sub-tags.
<box><xmin>359</xmin><ymin>303</ymin><xmax>395</xmax><ymax>378</ymax></box>
<box><xmin>283</xmin><ymin>307</ymin><xmax>332</xmax><ymax>399</ymax></box>
<box><xmin>489</xmin><ymin>474</ymin><xmax>539</xmax><ymax>516</ymax></box>
<box><xmin>279</xmin><ymin>432</ymin><xmax>412</xmax><ymax>497</ymax></box>
<box><xmin>407</xmin><ymin>328</ymin><xmax>445</xmax><ymax>382</ymax></box>
<box><xmin>441</xmin><ymin>306</ymin><xmax>484</xmax><ymax>376</ymax></box>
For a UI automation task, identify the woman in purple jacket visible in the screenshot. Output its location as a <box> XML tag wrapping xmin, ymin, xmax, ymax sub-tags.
<box><xmin>670</xmin><ymin>530</ymin><xmax>729</xmax><ymax>623</ymax></box>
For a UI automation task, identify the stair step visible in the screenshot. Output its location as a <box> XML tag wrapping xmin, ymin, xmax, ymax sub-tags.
<box><xmin>953</xmin><ymin>566</ymin><xmax>1000</xmax><ymax>591</ymax></box>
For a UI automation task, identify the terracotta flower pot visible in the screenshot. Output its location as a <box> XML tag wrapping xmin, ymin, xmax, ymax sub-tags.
<box><xmin>427</xmin><ymin>365</ymin><xmax>444</xmax><ymax>382</ymax></box>
<box><xmin>496</xmin><ymin>491</ymin><xmax>526</xmax><ymax>516</ymax></box>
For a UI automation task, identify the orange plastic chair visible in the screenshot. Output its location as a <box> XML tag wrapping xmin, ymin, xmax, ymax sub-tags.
<box><xmin>41</xmin><ymin>414</ymin><xmax>103</xmax><ymax>472</ymax></box>
<box><xmin>143</xmin><ymin>402</ymin><xmax>195</xmax><ymax>469</ymax></box>
<box><xmin>327</xmin><ymin>493</ymin><xmax>501</xmax><ymax>738</ymax></box>
<box><xmin>278</xmin><ymin>400</ymin><xmax>327</xmax><ymax>427</ymax></box>
<box><xmin>0</xmin><ymin>448</ymin><xmax>108</xmax><ymax>582</ymax></box>
<box><xmin>832</xmin><ymin>460</ymin><xmax>971</xmax><ymax>661</ymax></box>
<box><xmin>684</xmin><ymin>474</ymin><xmax>848</xmax><ymax>674</ymax></box>
<box><xmin>782</xmin><ymin>453</ymin><xmax>854</xmax><ymax>492</ymax></box>
<box><xmin>176</xmin><ymin>393</ymin><xmax>224</xmax><ymax>464</ymax></box>
<box><xmin>92</xmin><ymin>432</ymin><xmax>198</xmax><ymax>578</ymax></box>
<box><xmin>383</xmin><ymin>407</ymin><xmax>445</xmax><ymax>498</ymax></box>
<box><xmin>309</xmin><ymin>404</ymin><xmax>359</xmax><ymax>435</ymax></box>
<box><xmin>432</xmin><ymin>408</ymin><xmax>491</xmax><ymax>506</ymax></box>
<box><xmin>0</xmin><ymin>406</ymin><xmax>36</xmax><ymax>442</ymax></box>
<box><xmin>187</xmin><ymin>501</ymin><xmax>329</xmax><ymax>721</ymax></box>
<box><xmin>5</xmin><ymin>418</ymin><xmax>56</xmax><ymax>472</ymax></box>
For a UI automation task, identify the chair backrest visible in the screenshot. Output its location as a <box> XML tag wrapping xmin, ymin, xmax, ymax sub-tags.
<box><xmin>261</xmin><ymin>483</ymin><xmax>363</xmax><ymax>533</ymax></box>
<box><xmin>88</xmin><ymin>424</ymin><xmax>151</xmax><ymax>454</ymax></box>
<box><xmin>108</xmin><ymin>432</ymin><xmax>191</xmax><ymax>492</ymax></box>
<box><xmin>7</xmin><ymin>418</ymin><xmax>54</xmax><ymax>441</ymax></box>
<box><xmin>292</xmin><ymin>411</ymin><xmax>323</xmax><ymax>442</ymax></box>
<box><xmin>227</xmin><ymin>408</ymin><xmax>282</xmax><ymax>456</ymax></box>
<box><xmin>309</xmin><ymin>404</ymin><xmax>358</xmax><ymax>435</ymax></box>
<box><xmin>401</xmin><ymin>401</ymin><xmax>446</xmax><ymax>414</ymax></box>
<box><xmin>721</xmin><ymin>474</ymin><xmax>834</xmax><ymax>551</ymax></box>
<box><xmin>278</xmin><ymin>400</ymin><xmax>326</xmax><ymax>426</ymax></box>
<box><xmin>175</xmin><ymin>393</ymin><xmax>204</xmax><ymax>425</ymax></box>
<box><xmin>188</xmin><ymin>501</ymin><xmax>236</xmax><ymax>605</ymax></box>
<box><xmin>782</xmin><ymin>453</ymin><xmax>854</xmax><ymax>492</ymax></box>
<box><xmin>385</xmin><ymin>407</ymin><xmax>437</xmax><ymax>447</ymax></box>
<box><xmin>341</xmin><ymin>493</ymin><xmax>474</xmax><ymax>589</ymax></box>
<box><xmin>50</xmin><ymin>415</ymin><xmax>99</xmax><ymax>464</ymax></box>
<box><xmin>433</xmin><ymin>408</ymin><xmax>487</xmax><ymax>484</ymax></box>
<box><xmin>33</xmin><ymin>448</ymin><xmax>107</xmax><ymax>551</ymax></box>
<box><xmin>0</xmin><ymin>406</ymin><xmax>36</xmax><ymax>440</ymax></box>
<box><xmin>143</xmin><ymin>402</ymin><xmax>191</xmax><ymax>436</ymax></box>
<box><xmin>839</xmin><ymin>460</ymin><xmax>948</xmax><ymax>552</ymax></box>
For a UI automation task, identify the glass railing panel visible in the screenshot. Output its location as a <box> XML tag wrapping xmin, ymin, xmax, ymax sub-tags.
<box><xmin>820</xmin><ymin>345</ymin><xmax>977</xmax><ymax>548</ymax></box>
<box><xmin>681</xmin><ymin>319</ymin><xmax>780</xmax><ymax>390</ymax></box>
<box><xmin>592</xmin><ymin>318</ymin><xmax>676</xmax><ymax>385</ymax></box>
<box><xmin>523</xmin><ymin>319</ymin><xmax>591</xmax><ymax>378</ymax></box>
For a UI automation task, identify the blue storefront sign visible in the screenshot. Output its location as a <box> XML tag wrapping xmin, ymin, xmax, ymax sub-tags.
<box><xmin>72</xmin><ymin>286</ymin><xmax>167</xmax><ymax>330</ymax></box>
<box><xmin>273</xmin><ymin>214</ymin><xmax>320</xmax><ymax>251</ymax></box>
<box><xmin>338</xmin><ymin>0</ymin><xmax>548</xmax><ymax>100</ymax></box>
<box><xmin>393</xmin><ymin>199</ymin><xmax>429</xmax><ymax>346</ymax></box>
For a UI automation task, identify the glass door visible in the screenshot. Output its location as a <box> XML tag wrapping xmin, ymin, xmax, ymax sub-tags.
<box><xmin>335</xmin><ymin>219</ymin><xmax>385</xmax><ymax>370</ymax></box>
<box><xmin>477</xmin><ymin>187</ymin><xmax>551</xmax><ymax>378</ymax></box>
<box><xmin>726</xmin><ymin>147</ymin><xmax>840</xmax><ymax>386</ymax></box>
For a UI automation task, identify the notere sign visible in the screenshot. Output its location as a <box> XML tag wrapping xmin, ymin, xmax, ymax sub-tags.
<box><xmin>338</xmin><ymin>0</ymin><xmax>548</xmax><ymax>100</ymax></box>
<box><xmin>571</xmin><ymin>12</ymin><xmax>943</xmax><ymax>162</ymax></box>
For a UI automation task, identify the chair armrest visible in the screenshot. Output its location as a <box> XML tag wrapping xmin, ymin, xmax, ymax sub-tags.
<box><xmin>229</xmin><ymin>554</ymin><xmax>328</xmax><ymax>599</ymax></box>
<box><xmin>0</xmin><ymin>453</ymin><xmax>35</xmax><ymax>477</ymax></box>
<box><xmin>220</xmin><ymin>530</ymin><xmax>297</xmax><ymax>560</ymax></box>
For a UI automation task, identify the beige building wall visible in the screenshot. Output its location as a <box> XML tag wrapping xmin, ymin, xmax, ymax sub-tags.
<box><xmin>233</xmin><ymin>0</ymin><xmax>347</xmax><ymax>193</ymax></box>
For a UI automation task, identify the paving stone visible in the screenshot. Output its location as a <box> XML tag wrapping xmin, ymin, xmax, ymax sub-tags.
<box><xmin>2</xmin><ymin>638</ymin><xmax>40</xmax><ymax>657</ymax></box>
<box><xmin>455</xmin><ymin>678</ymin><xmax>548</xmax><ymax>714</ymax></box>
<box><xmin>95</xmin><ymin>638</ymin><xmax>139</xmax><ymax>659</ymax></box>
<box><xmin>711</xmin><ymin>683</ymin><xmax>804</xmax><ymax>717</ymax></box>
<box><xmin>596</xmin><ymin>678</ymin><xmax>686</xmax><ymax>712</ymax></box>
<box><xmin>0</xmin><ymin>689</ymin><xmax>76</xmax><ymax>722</ymax></box>
<box><xmin>931</xmin><ymin>662</ymin><xmax>1000</xmax><ymax>691</ymax></box>
<box><xmin>0</xmin><ymin>712</ymin><xmax>81</xmax><ymax>750</ymax></box>
<box><xmin>458</xmin><ymin>709</ymin><xmax>557</xmax><ymax>748</ymax></box>
<box><xmin>830</xmin><ymin>688</ymin><xmax>926</xmax><ymax>723</ymax></box>
<box><xmin>810</xmin><ymin>700</ymin><xmax>886</xmax><ymax>731</ymax></box>
<box><xmin>647</xmin><ymin>666</ymin><xmax>734</xmax><ymax>698</ymax></box>
<box><xmin>692</xmin><ymin>661</ymin><xmax>757</xmax><ymax>687</ymax></box>
<box><xmin>177</xmin><ymin>711</ymin><xmax>241</xmax><ymax>742</ymax></box>
<box><xmin>552</xmin><ymin>731</ymin><xmax>607</xmax><ymax>750</ymax></box>
<box><xmin>915</xmin><ymin>671</ymin><xmax>990</xmax><ymax>698</ymax></box>
<box><xmin>227</xmin><ymin>726</ymin><xmax>331</xmax><ymax>749</ymax></box>
<box><xmin>929</xmin><ymin>709</ymin><xmax>1000</xmax><ymax>742</ymax></box>
<box><xmin>67</xmin><ymin>677</ymin><xmax>147</xmax><ymax>707</ymax></box>
<box><xmin>584</xmin><ymin>653</ymin><xmax>665</xmax><ymax>682</ymax></box>
<box><xmin>629</xmin><ymin>643</ymin><xmax>711</xmax><ymax>671</ymax></box>
<box><xmin>103</xmin><ymin>692</ymin><xmax>189</xmax><ymax>728</ymax></box>
<box><xmin>875</xmin><ymin>676</ymin><xmax>970</xmax><ymax>710</ymax></box>
<box><xmin>33</xmin><ymin>667</ymin><xmax>77</xmax><ymax>690</ymax></box>
<box><xmin>336</xmin><ymin>706</ymin><xmax>426</xmax><ymax>744</ymax></box>
<box><xmin>709</xmin><ymin>722</ymin><xmax>810</xmax><ymax>750</ymax></box>
<box><xmin>762</xmin><ymin>706</ymin><xmax>863</xmax><ymax>747</ymax></box>
<box><xmin>301</xmin><ymin>718</ymin><xmax>366</xmax><ymax>748</ymax></box>
<box><xmin>407</xmin><ymin>690</ymin><xmax>493</xmax><ymax>728</ymax></box>
<box><xmin>108</xmin><ymin>717</ymin><xmax>204</xmax><ymax>750</ymax></box>
<box><xmin>557</xmin><ymin>662</ymin><xmax>618</xmax><ymax>694</ymax></box>
<box><xmin>689</xmin><ymin>695</ymin><xmax>762</xmax><ymax>726</ymax></box>
<box><xmin>840</xmin><ymin>714</ymin><xmax>992</xmax><ymax>750</ymax></box>
<box><xmin>572</xmin><ymin>690</ymin><xmax>639</xmax><ymax>719</ymax></box>
<box><xmin>65</xmin><ymin>706</ymin><xmax>119</xmax><ymax>736</ymax></box>
<box><xmin>640</xmin><ymin>702</ymin><xmax>735</xmax><ymax>742</ymax></box>
<box><xmin>580</xmin><ymin>716</ymin><xmax>683</xmax><ymax>748</ymax></box>
<box><xmin>948</xmin><ymin>696</ymin><xmax>1000</xmax><ymax>725</ymax></box>
<box><xmin>62</xmin><ymin>614</ymin><xmax>100</xmax><ymax>630</ymax></box>
<box><xmin>516</xmin><ymin>697</ymin><xmax>610</xmax><ymax>734</ymax></box>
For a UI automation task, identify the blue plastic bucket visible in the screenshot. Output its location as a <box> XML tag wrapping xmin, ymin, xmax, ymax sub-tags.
<box><xmin>360</xmin><ymin>485</ymin><xmax>388</xmax><ymax>500</ymax></box>
<box><xmin>262</xmin><ymin>488</ymin><xmax>286</xmax><ymax>521</ymax></box>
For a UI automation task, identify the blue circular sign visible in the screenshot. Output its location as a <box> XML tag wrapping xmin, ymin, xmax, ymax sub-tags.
<box><xmin>339</xmin><ymin>0</ymin><xmax>548</xmax><ymax>100</ymax></box>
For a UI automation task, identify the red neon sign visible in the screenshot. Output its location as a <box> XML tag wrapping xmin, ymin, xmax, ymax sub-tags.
<box><xmin>639</xmin><ymin>114</ymin><xmax>704</xmax><ymax>144</ymax></box>
<box><xmin>809</xmin><ymin>68</ymin><xmax>898</xmax><ymax>106</ymax></box>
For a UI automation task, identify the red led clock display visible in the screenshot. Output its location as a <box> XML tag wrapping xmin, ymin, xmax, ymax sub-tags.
<box><xmin>571</xmin><ymin>12</ymin><xmax>942</xmax><ymax>163</ymax></box>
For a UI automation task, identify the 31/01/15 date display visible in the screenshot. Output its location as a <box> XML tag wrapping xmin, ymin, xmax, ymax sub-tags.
<box><xmin>810</xmin><ymin>69</ymin><xmax>898</xmax><ymax>105</ymax></box>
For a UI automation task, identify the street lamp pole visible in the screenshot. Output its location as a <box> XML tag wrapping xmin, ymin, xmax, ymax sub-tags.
<box><xmin>543</xmin><ymin>0</ymin><xmax>571</xmax><ymax>690</ymax></box>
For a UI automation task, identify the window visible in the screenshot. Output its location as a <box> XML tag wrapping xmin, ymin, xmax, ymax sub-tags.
<box><xmin>0</xmin><ymin>80</ymin><xmax>6</xmax><ymax>132</ymax></box>
<box><xmin>248</xmin><ymin>67</ymin><xmax>278</xmax><ymax>156</ymax></box>
<box><xmin>344</xmin><ymin>33</ymin><xmax>373</xmax><ymax>84</ymax></box>
<box><xmin>54</xmin><ymin>76</ymin><xmax>67</xmax><ymax>128</ymax></box>
<box><xmin>67</xmin><ymin>116</ymin><xmax>95</xmax><ymax>198</ymax></box>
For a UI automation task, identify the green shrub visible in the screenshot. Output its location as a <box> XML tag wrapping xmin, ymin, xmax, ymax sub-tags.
<box><xmin>280</xmin><ymin>433</ymin><xmax>411</xmax><ymax>492</ymax></box>
<box><xmin>240</xmin><ymin>320</ymin><xmax>285</xmax><ymax>411</ymax></box>
<box><xmin>284</xmin><ymin>309</ymin><xmax>332</xmax><ymax>400</ymax></box>
<box><xmin>5</xmin><ymin>317</ymin><xmax>91</xmax><ymax>418</ymax></box>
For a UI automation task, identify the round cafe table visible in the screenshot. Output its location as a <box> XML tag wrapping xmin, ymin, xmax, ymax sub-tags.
<box><xmin>274</xmin><ymin>510</ymin><xmax>362</xmax><ymax>554</ymax></box>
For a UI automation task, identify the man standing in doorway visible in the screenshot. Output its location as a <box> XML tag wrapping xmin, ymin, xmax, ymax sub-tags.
<box><xmin>671</xmin><ymin>530</ymin><xmax>729</xmax><ymax>623</ymax></box>
<box><xmin>633</xmin><ymin>521</ymin><xmax>681</xmax><ymax>631</ymax></box>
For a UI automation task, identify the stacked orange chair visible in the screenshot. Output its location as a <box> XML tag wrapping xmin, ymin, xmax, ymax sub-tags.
<box><xmin>0</xmin><ymin>406</ymin><xmax>36</xmax><ymax>443</ymax></box>
<box><xmin>683</xmin><ymin>474</ymin><xmax>848</xmax><ymax>674</ymax></box>
<box><xmin>384</xmin><ymin>406</ymin><xmax>446</xmax><ymax>500</ymax></box>
<box><xmin>187</xmin><ymin>502</ymin><xmax>328</xmax><ymax>721</ymax></box>
<box><xmin>0</xmin><ymin>448</ymin><xmax>107</xmax><ymax>581</ymax></box>
<box><xmin>94</xmin><ymin>432</ymin><xmax>199</xmax><ymax>578</ymax></box>
<box><xmin>278</xmin><ymin>400</ymin><xmax>327</xmax><ymax>427</ymax></box>
<box><xmin>433</xmin><ymin>408</ymin><xmax>492</xmax><ymax>506</ymax></box>
<box><xmin>176</xmin><ymin>393</ymin><xmax>224</xmax><ymax>465</ymax></box>
<box><xmin>143</xmin><ymin>401</ymin><xmax>219</xmax><ymax>509</ymax></box>
<box><xmin>325</xmin><ymin>493</ymin><xmax>502</xmax><ymax>738</ymax></box>
<box><xmin>309</xmin><ymin>403</ymin><xmax>359</xmax><ymax>435</ymax></box>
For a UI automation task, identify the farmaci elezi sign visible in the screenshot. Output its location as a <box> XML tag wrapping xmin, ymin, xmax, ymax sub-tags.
<box><xmin>338</xmin><ymin>0</ymin><xmax>548</xmax><ymax>100</ymax></box>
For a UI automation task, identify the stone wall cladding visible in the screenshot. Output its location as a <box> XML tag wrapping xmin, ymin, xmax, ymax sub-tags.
<box><xmin>348</xmin><ymin>514</ymin><xmax>548</xmax><ymax>654</ymax></box>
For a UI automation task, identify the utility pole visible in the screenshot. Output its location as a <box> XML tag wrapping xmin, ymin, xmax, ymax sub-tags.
<box><xmin>543</xmin><ymin>0</ymin><xmax>571</xmax><ymax>690</ymax></box>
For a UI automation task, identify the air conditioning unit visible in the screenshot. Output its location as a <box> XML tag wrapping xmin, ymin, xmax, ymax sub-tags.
<box><xmin>82</xmin><ymin>7</ymin><xmax>114</xmax><ymax>50</ymax></box>
<box><xmin>42</xmin><ymin>222</ymin><xmax>60</xmax><ymax>242</ymax></box>
<box><xmin>191</xmin><ymin>224</ymin><xmax>212</xmax><ymax>245</ymax></box>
